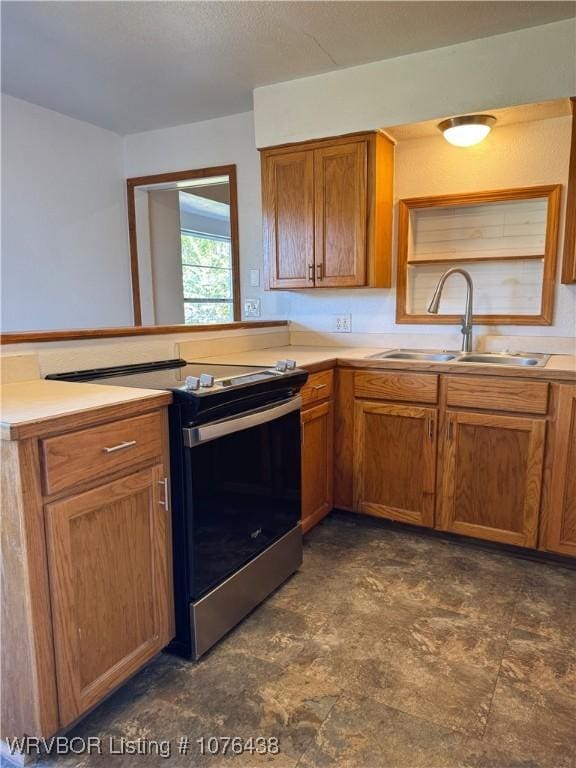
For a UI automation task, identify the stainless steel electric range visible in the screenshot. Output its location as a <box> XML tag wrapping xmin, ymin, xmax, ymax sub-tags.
<box><xmin>47</xmin><ymin>358</ymin><xmax>309</xmax><ymax>659</ymax></box>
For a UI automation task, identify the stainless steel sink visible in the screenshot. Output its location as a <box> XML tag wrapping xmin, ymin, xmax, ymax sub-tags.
<box><xmin>367</xmin><ymin>349</ymin><xmax>550</xmax><ymax>367</ymax></box>
<box><xmin>455</xmin><ymin>352</ymin><xmax>550</xmax><ymax>367</ymax></box>
<box><xmin>368</xmin><ymin>349</ymin><xmax>459</xmax><ymax>362</ymax></box>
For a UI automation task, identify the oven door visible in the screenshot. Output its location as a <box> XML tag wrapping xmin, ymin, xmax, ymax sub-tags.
<box><xmin>183</xmin><ymin>396</ymin><xmax>302</xmax><ymax>600</ymax></box>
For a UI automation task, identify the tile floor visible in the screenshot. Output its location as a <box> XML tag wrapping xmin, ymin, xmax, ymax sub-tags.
<box><xmin>31</xmin><ymin>513</ymin><xmax>576</xmax><ymax>768</ymax></box>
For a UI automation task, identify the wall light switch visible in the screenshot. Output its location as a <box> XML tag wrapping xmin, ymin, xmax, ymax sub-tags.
<box><xmin>244</xmin><ymin>299</ymin><xmax>261</xmax><ymax>318</ymax></box>
<box><xmin>249</xmin><ymin>269</ymin><xmax>260</xmax><ymax>288</ymax></box>
<box><xmin>333</xmin><ymin>314</ymin><xmax>352</xmax><ymax>332</ymax></box>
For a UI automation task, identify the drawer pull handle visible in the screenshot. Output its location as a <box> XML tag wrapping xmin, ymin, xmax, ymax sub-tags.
<box><xmin>316</xmin><ymin>263</ymin><xmax>323</xmax><ymax>281</ymax></box>
<box><xmin>159</xmin><ymin>477</ymin><xmax>170</xmax><ymax>511</ymax></box>
<box><xmin>308</xmin><ymin>264</ymin><xmax>314</xmax><ymax>281</ymax></box>
<box><xmin>313</xmin><ymin>384</ymin><xmax>327</xmax><ymax>391</ymax></box>
<box><xmin>428</xmin><ymin>417</ymin><xmax>434</xmax><ymax>440</ymax></box>
<box><xmin>102</xmin><ymin>440</ymin><xmax>137</xmax><ymax>454</ymax></box>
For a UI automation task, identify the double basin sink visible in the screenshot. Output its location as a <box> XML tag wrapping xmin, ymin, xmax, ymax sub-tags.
<box><xmin>368</xmin><ymin>349</ymin><xmax>550</xmax><ymax>367</ymax></box>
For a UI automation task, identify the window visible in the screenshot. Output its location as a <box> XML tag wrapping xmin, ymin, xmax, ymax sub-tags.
<box><xmin>181</xmin><ymin>230</ymin><xmax>234</xmax><ymax>324</ymax></box>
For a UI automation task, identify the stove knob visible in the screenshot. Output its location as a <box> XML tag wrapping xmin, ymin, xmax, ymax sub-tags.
<box><xmin>184</xmin><ymin>376</ymin><xmax>200</xmax><ymax>391</ymax></box>
<box><xmin>285</xmin><ymin>359</ymin><xmax>297</xmax><ymax>370</ymax></box>
<box><xmin>199</xmin><ymin>373</ymin><xmax>215</xmax><ymax>388</ymax></box>
<box><xmin>275</xmin><ymin>360</ymin><xmax>288</xmax><ymax>372</ymax></box>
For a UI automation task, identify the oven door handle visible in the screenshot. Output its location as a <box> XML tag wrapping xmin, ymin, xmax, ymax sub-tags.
<box><xmin>183</xmin><ymin>395</ymin><xmax>302</xmax><ymax>447</ymax></box>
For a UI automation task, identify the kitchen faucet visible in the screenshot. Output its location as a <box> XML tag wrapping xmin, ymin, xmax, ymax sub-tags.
<box><xmin>427</xmin><ymin>268</ymin><xmax>474</xmax><ymax>353</ymax></box>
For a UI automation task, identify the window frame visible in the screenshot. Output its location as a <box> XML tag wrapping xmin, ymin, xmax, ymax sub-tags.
<box><xmin>395</xmin><ymin>184</ymin><xmax>562</xmax><ymax>326</ymax></box>
<box><xmin>126</xmin><ymin>164</ymin><xmax>241</xmax><ymax>325</ymax></box>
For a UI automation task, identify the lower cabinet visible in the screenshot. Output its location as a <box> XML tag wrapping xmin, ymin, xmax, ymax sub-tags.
<box><xmin>346</xmin><ymin>371</ymin><xmax>564</xmax><ymax>553</ymax></box>
<box><xmin>301</xmin><ymin>400</ymin><xmax>333</xmax><ymax>533</ymax></box>
<box><xmin>45</xmin><ymin>464</ymin><xmax>173</xmax><ymax>724</ymax></box>
<box><xmin>1</xmin><ymin>401</ymin><xmax>174</xmax><ymax>745</ymax></box>
<box><xmin>541</xmin><ymin>385</ymin><xmax>576</xmax><ymax>556</ymax></box>
<box><xmin>354</xmin><ymin>401</ymin><xmax>437</xmax><ymax>527</ymax></box>
<box><xmin>437</xmin><ymin>411</ymin><xmax>546</xmax><ymax>548</ymax></box>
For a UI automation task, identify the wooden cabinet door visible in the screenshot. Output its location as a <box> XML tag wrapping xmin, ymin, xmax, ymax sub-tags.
<box><xmin>314</xmin><ymin>141</ymin><xmax>367</xmax><ymax>287</ymax></box>
<box><xmin>353</xmin><ymin>401</ymin><xmax>437</xmax><ymax>527</ymax></box>
<box><xmin>438</xmin><ymin>412</ymin><xmax>545</xmax><ymax>547</ymax></box>
<box><xmin>301</xmin><ymin>401</ymin><xmax>333</xmax><ymax>533</ymax></box>
<box><xmin>541</xmin><ymin>386</ymin><xmax>576</xmax><ymax>556</ymax></box>
<box><xmin>45</xmin><ymin>466</ymin><xmax>173</xmax><ymax>725</ymax></box>
<box><xmin>262</xmin><ymin>150</ymin><xmax>315</xmax><ymax>288</ymax></box>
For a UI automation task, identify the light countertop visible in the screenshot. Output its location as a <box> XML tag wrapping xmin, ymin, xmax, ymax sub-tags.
<box><xmin>191</xmin><ymin>345</ymin><xmax>383</xmax><ymax>368</ymax></box>
<box><xmin>192</xmin><ymin>345</ymin><xmax>576</xmax><ymax>380</ymax></box>
<box><xmin>2</xmin><ymin>344</ymin><xmax>574</xmax><ymax>440</ymax></box>
<box><xmin>1</xmin><ymin>379</ymin><xmax>171</xmax><ymax>440</ymax></box>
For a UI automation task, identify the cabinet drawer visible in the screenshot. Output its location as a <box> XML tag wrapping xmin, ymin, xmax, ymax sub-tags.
<box><xmin>445</xmin><ymin>376</ymin><xmax>549</xmax><ymax>415</ymax></box>
<box><xmin>301</xmin><ymin>370</ymin><xmax>334</xmax><ymax>407</ymax></box>
<box><xmin>41</xmin><ymin>411</ymin><xmax>163</xmax><ymax>495</ymax></box>
<box><xmin>354</xmin><ymin>371</ymin><xmax>438</xmax><ymax>404</ymax></box>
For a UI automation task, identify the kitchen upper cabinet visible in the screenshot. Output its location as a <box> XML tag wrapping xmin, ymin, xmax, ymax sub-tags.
<box><xmin>301</xmin><ymin>400</ymin><xmax>334</xmax><ymax>533</ymax></box>
<box><xmin>354</xmin><ymin>401</ymin><xmax>437</xmax><ymax>527</ymax></box>
<box><xmin>46</xmin><ymin>465</ymin><xmax>173</xmax><ymax>725</ymax></box>
<box><xmin>313</xmin><ymin>141</ymin><xmax>367</xmax><ymax>286</ymax></box>
<box><xmin>262</xmin><ymin>150</ymin><xmax>315</xmax><ymax>288</ymax></box>
<box><xmin>541</xmin><ymin>385</ymin><xmax>576</xmax><ymax>556</ymax></box>
<box><xmin>438</xmin><ymin>411</ymin><xmax>546</xmax><ymax>548</ymax></box>
<box><xmin>261</xmin><ymin>132</ymin><xmax>394</xmax><ymax>290</ymax></box>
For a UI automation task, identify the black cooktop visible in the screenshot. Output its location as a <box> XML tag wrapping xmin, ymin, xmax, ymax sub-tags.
<box><xmin>47</xmin><ymin>358</ymin><xmax>302</xmax><ymax>390</ymax></box>
<box><xmin>47</xmin><ymin>358</ymin><xmax>309</xmax><ymax>421</ymax></box>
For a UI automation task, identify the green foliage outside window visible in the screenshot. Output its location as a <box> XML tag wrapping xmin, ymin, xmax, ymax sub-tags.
<box><xmin>181</xmin><ymin>231</ymin><xmax>233</xmax><ymax>324</ymax></box>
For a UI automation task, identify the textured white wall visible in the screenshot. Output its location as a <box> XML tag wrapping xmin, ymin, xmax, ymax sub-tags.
<box><xmin>253</xmin><ymin>20</ymin><xmax>576</xmax><ymax>147</ymax></box>
<box><xmin>123</xmin><ymin>112</ymin><xmax>289</xmax><ymax>322</ymax></box>
<box><xmin>148</xmin><ymin>190</ymin><xmax>185</xmax><ymax>325</ymax></box>
<box><xmin>396</xmin><ymin>116</ymin><xmax>575</xmax><ymax>336</ymax></box>
<box><xmin>1</xmin><ymin>102</ymin><xmax>288</xmax><ymax>333</ymax></box>
<box><xmin>1</xmin><ymin>94</ymin><xmax>132</xmax><ymax>331</ymax></box>
<box><xmin>3</xmin><ymin>21</ymin><xmax>575</xmax><ymax>355</ymax></box>
<box><xmin>285</xmin><ymin>115</ymin><xmax>576</xmax><ymax>341</ymax></box>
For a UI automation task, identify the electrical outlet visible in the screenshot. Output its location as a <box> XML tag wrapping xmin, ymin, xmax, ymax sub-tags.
<box><xmin>333</xmin><ymin>314</ymin><xmax>352</xmax><ymax>333</ymax></box>
<box><xmin>244</xmin><ymin>299</ymin><xmax>261</xmax><ymax>318</ymax></box>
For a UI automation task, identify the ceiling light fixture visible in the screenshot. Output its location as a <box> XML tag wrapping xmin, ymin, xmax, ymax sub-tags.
<box><xmin>438</xmin><ymin>114</ymin><xmax>496</xmax><ymax>147</ymax></box>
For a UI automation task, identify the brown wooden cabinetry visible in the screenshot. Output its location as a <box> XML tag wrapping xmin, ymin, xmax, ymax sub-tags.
<box><xmin>46</xmin><ymin>465</ymin><xmax>173</xmax><ymax>724</ymax></box>
<box><xmin>313</xmin><ymin>141</ymin><xmax>367</xmax><ymax>287</ymax></box>
<box><xmin>261</xmin><ymin>150</ymin><xmax>314</xmax><ymax>288</ymax></box>
<box><xmin>301</xmin><ymin>400</ymin><xmax>333</xmax><ymax>533</ymax></box>
<box><xmin>1</xmin><ymin>399</ymin><xmax>174</xmax><ymax>744</ymax></box>
<box><xmin>437</xmin><ymin>411</ymin><xmax>545</xmax><ymax>547</ymax></box>
<box><xmin>341</xmin><ymin>366</ymin><xmax>568</xmax><ymax>553</ymax></box>
<box><xmin>261</xmin><ymin>132</ymin><xmax>393</xmax><ymax>290</ymax></box>
<box><xmin>301</xmin><ymin>370</ymin><xmax>334</xmax><ymax>533</ymax></box>
<box><xmin>540</xmin><ymin>385</ymin><xmax>576</xmax><ymax>555</ymax></box>
<box><xmin>354</xmin><ymin>401</ymin><xmax>437</xmax><ymax>527</ymax></box>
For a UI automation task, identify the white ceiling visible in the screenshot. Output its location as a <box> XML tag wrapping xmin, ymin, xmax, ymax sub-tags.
<box><xmin>179</xmin><ymin>190</ymin><xmax>229</xmax><ymax>221</ymax></box>
<box><xmin>2</xmin><ymin>1</ymin><xmax>575</xmax><ymax>135</ymax></box>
